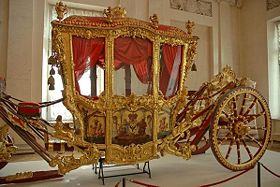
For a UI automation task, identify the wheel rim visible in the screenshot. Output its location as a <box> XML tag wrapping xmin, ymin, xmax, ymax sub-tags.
<box><xmin>210</xmin><ymin>87</ymin><xmax>271</xmax><ymax>171</ymax></box>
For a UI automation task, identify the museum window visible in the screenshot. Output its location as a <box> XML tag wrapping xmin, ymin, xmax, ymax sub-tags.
<box><xmin>268</xmin><ymin>20</ymin><xmax>280</xmax><ymax>119</ymax></box>
<box><xmin>43</xmin><ymin>3</ymin><xmax>103</xmax><ymax>121</ymax></box>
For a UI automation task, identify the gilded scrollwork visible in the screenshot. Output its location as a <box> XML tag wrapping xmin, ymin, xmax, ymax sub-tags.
<box><xmin>104</xmin><ymin>6</ymin><xmax>127</xmax><ymax>22</ymax></box>
<box><xmin>5</xmin><ymin>172</ymin><xmax>33</xmax><ymax>182</ymax></box>
<box><xmin>0</xmin><ymin>125</ymin><xmax>17</xmax><ymax>162</ymax></box>
<box><xmin>49</xmin><ymin>145</ymin><xmax>100</xmax><ymax>174</ymax></box>
<box><xmin>158</xmin><ymin>110</ymin><xmax>192</xmax><ymax>160</ymax></box>
<box><xmin>106</xmin><ymin>142</ymin><xmax>158</xmax><ymax>164</ymax></box>
<box><xmin>111</xmin><ymin>94</ymin><xmax>155</xmax><ymax>111</ymax></box>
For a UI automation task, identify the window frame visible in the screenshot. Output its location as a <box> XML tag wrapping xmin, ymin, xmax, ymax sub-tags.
<box><xmin>268</xmin><ymin>20</ymin><xmax>280</xmax><ymax>120</ymax></box>
<box><xmin>42</xmin><ymin>2</ymin><xmax>104</xmax><ymax>122</ymax></box>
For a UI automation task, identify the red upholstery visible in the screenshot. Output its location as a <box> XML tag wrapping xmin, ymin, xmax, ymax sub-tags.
<box><xmin>17</xmin><ymin>102</ymin><xmax>41</xmax><ymax>117</ymax></box>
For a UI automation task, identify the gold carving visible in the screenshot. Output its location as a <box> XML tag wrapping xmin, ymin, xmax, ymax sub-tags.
<box><xmin>158</xmin><ymin>110</ymin><xmax>192</xmax><ymax>160</ymax></box>
<box><xmin>103</xmin><ymin>6</ymin><xmax>127</xmax><ymax>22</ymax></box>
<box><xmin>5</xmin><ymin>172</ymin><xmax>33</xmax><ymax>182</ymax></box>
<box><xmin>49</xmin><ymin>145</ymin><xmax>100</xmax><ymax>174</ymax></box>
<box><xmin>106</xmin><ymin>142</ymin><xmax>158</xmax><ymax>164</ymax></box>
<box><xmin>55</xmin><ymin>1</ymin><xmax>68</xmax><ymax>22</ymax></box>
<box><xmin>54</xmin><ymin>115</ymin><xmax>74</xmax><ymax>140</ymax></box>
<box><xmin>150</xmin><ymin>14</ymin><xmax>159</xmax><ymax>28</ymax></box>
<box><xmin>0</xmin><ymin>125</ymin><xmax>17</xmax><ymax>162</ymax></box>
<box><xmin>186</xmin><ymin>20</ymin><xmax>194</xmax><ymax>37</ymax></box>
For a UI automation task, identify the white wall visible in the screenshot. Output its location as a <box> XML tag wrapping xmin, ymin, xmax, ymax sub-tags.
<box><xmin>0</xmin><ymin>0</ymin><xmax>9</xmax><ymax>78</ymax></box>
<box><xmin>240</xmin><ymin>0</ymin><xmax>268</xmax><ymax>98</ymax></box>
<box><xmin>240</xmin><ymin>0</ymin><xmax>280</xmax><ymax>139</ymax></box>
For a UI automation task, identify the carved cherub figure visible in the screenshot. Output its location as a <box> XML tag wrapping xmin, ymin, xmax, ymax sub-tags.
<box><xmin>55</xmin><ymin>1</ymin><xmax>68</xmax><ymax>21</ymax></box>
<box><xmin>54</xmin><ymin>115</ymin><xmax>72</xmax><ymax>139</ymax></box>
<box><xmin>137</xmin><ymin>118</ymin><xmax>147</xmax><ymax>136</ymax></box>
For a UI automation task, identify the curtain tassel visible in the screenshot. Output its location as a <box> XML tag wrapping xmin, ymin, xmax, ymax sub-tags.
<box><xmin>48</xmin><ymin>66</ymin><xmax>56</xmax><ymax>90</ymax></box>
<box><xmin>191</xmin><ymin>63</ymin><xmax>197</xmax><ymax>71</ymax></box>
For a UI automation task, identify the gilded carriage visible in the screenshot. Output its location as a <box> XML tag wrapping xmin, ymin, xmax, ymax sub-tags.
<box><xmin>0</xmin><ymin>1</ymin><xmax>271</xmax><ymax>180</ymax></box>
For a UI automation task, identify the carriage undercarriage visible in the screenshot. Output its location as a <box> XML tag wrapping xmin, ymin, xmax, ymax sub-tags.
<box><xmin>0</xmin><ymin>2</ymin><xmax>271</xmax><ymax>182</ymax></box>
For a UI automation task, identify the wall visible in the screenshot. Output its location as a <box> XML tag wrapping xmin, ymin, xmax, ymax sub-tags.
<box><xmin>0</xmin><ymin>0</ymin><xmax>9</xmax><ymax>78</ymax></box>
<box><xmin>240</xmin><ymin>0</ymin><xmax>268</xmax><ymax>98</ymax></box>
<box><xmin>240</xmin><ymin>0</ymin><xmax>280</xmax><ymax>140</ymax></box>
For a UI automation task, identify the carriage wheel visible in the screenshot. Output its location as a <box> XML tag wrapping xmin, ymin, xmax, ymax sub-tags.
<box><xmin>210</xmin><ymin>87</ymin><xmax>271</xmax><ymax>171</ymax></box>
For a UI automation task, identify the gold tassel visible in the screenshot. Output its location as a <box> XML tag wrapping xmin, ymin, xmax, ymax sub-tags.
<box><xmin>48</xmin><ymin>55</ymin><xmax>57</xmax><ymax>65</ymax></box>
<box><xmin>48</xmin><ymin>66</ymin><xmax>55</xmax><ymax>90</ymax></box>
<box><xmin>48</xmin><ymin>75</ymin><xmax>55</xmax><ymax>90</ymax></box>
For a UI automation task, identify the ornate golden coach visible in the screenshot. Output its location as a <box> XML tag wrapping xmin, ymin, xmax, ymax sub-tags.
<box><xmin>48</xmin><ymin>4</ymin><xmax>199</xmax><ymax>165</ymax></box>
<box><xmin>0</xmin><ymin>1</ymin><xmax>271</xmax><ymax>179</ymax></box>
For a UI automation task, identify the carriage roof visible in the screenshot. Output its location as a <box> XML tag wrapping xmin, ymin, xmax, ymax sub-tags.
<box><xmin>51</xmin><ymin>6</ymin><xmax>196</xmax><ymax>42</ymax></box>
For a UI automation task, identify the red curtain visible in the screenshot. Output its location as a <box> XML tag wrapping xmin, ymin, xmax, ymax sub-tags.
<box><xmin>72</xmin><ymin>36</ymin><xmax>105</xmax><ymax>92</ymax></box>
<box><xmin>159</xmin><ymin>44</ymin><xmax>181</xmax><ymax>97</ymax></box>
<box><xmin>72</xmin><ymin>37</ymin><xmax>184</xmax><ymax>96</ymax></box>
<box><xmin>114</xmin><ymin>37</ymin><xmax>152</xmax><ymax>84</ymax></box>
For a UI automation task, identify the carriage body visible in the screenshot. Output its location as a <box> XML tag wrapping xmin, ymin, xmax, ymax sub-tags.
<box><xmin>50</xmin><ymin>6</ymin><xmax>197</xmax><ymax>164</ymax></box>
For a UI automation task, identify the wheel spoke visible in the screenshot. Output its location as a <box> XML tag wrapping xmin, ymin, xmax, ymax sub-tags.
<box><xmin>244</xmin><ymin>111</ymin><xmax>265</xmax><ymax>123</ymax></box>
<box><xmin>236</xmin><ymin>139</ymin><xmax>241</xmax><ymax>164</ymax></box>
<box><xmin>243</xmin><ymin>97</ymin><xmax>257</xmax><ymax>116</ymax></box>
<box><xmin>232</xmin><ymin>97</ymin><xmax>238</xmax><ymax>117</ymax></box>
<box><xmin>218</xmin><ymin>131</ymin><xmax>232</xmax><ymax>145</ymax></box>
<box><xmin>225</xmin><ymin>138</ymin><xmax>234</xmax><ymax>159</ymax></box>
<box><xmin>249</xmin><ymin>126</ymin><xmax>267</xmax><ymax>131</ymax></box>
<box><xmin>239</xmin><ymin>93</ymin><xmax>247</xmax><ymax>115</ymax></box>
<box><xmin>240</xmin><ymin>138</ymin><xmax>253</xmax><ymax>159</ymax></box>
<box><xmin>246</xmin><ymin>134</ymin><xmax>263</xmax><ymax>147</ymax></box>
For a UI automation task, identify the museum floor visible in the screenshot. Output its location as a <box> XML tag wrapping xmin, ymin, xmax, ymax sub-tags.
<box><xmin>1</xmin><ymin>144</ymin><xmax>280</xmax><ymax>187</ymax></box>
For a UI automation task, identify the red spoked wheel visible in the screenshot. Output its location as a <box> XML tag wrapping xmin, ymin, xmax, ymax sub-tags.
<box><xmin>210</xmin><ymin>87</ymin><xmax>271</xmax><ymax>171</ymax></box>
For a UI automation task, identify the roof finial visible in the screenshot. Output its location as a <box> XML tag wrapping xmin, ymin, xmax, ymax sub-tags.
<box><xmin>103</xmin><ymin>6</ymin><xmax>127</xmax><ymax>23</ymax></box>
<box><xmin>150</xmin><ymin>14</ymin><xmax>159</xmax><ymax>29</ymax></box>
<box><xmin>186</xmin><ymin>20</ymin><xmax>194</xmax><ymax>37</ymax></box>
<box><xmin>55</xmin><ymin>1</ymin><xmax>68</xmax><ymax>22</ymax></box>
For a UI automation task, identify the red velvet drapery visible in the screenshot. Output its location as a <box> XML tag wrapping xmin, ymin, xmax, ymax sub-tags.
<box><xmin>72</xmin><ymin>36</ymin><xmax>182</xmax><ymax>97</ymax></box>
<box><xmin>114</xmin><ymin>37</ymin><xmax>153</xmax><ymax>84</ymax></box>
<box><xmin>159</xmin><ymin>44</ymin><xmax>182</xmax><ymax>97</ymax></box>
<box><xmin>72</xmin><ymin>36</ymin><xmax>153</xmax><ymax>93</ymax></box>
<box><xmin>72</xmin><ymin>36</ymin><xmax>105</xmax><ymax>92</ymax></box>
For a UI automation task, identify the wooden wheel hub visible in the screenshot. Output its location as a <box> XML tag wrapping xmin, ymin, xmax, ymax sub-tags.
<box><xmin>234</xmin><ymin>121</ymin><xmax>250</xmax><ymax>136</ymax></box>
